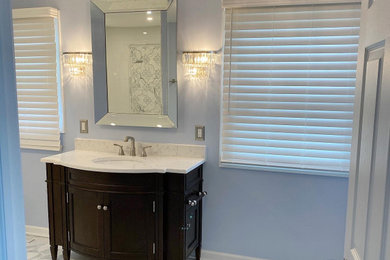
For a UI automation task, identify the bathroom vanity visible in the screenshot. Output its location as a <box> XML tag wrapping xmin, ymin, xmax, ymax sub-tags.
<box><xmin>42</xmin><ymin>139</ymin><xmax>206</xmax><ymax>260</ymax></box>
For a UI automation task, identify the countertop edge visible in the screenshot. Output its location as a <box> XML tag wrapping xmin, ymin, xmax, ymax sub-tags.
<box><xmin>41</xmin><ymin>155</ymin><xmax>206</xmax><ymax>174</ymax></box>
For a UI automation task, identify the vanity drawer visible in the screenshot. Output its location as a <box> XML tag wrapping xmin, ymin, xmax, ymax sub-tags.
<box><xmin>165</xmin><ymin>166</ymin><xmax>203</xmax><ymax>194</ymax></box>
<box><xmin>67</xmin><ymin>168</ymin><xmax>162</xmax><ymax>193</ymax></box>
<box><xmin>186</xmin><ymin>167</ymin><xmax>202</xmax><ymax>190</ymax></box>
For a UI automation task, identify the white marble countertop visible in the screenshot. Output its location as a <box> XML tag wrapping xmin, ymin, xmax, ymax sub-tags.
<box><xmin>41</xmin><ymin>150</ymin><xmax>205</xmax><ymax>174</ymax></box>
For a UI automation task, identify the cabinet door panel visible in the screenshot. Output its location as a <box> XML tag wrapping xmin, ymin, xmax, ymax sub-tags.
<box><xmin>104</xmin><ymin>193</ymin><xmax>156</xmax><ymax>260</ymax></box>
<box><xmin>68</xmin><ymin>187</ymin><xmax>104</xmax><ymax>258</ymax></box>
<box><xmin>185</xmin><ymin>205</ymin><xmax>200</xmax><ymax>257</ymax></box>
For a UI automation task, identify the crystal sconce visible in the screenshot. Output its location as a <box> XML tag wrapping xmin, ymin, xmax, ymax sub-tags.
<box><xmin>182</xmin><ymin>51</ymin><xmax>216</xmax><ymax>80</ymax></box>
<box><xmin>63</xmin><ymin>52</ymin><xmax>93</xmax><ymax>77</ymax></box>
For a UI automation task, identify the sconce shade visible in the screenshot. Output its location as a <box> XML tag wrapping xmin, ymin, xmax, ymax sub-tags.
<box><xmin>63</xmin><ymin>52</ymin><xmax>93</xmax><ymax>76</ymax></box>
<box><xmin>182</xmin><ymin>51</ymin><xmax>215</xmax><ymax>79</ymax></box>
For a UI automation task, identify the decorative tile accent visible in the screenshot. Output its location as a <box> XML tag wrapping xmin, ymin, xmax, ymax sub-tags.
<box><xmin>128</xmin><ymin>44</ymin><xmax>162</xmax><ymax>114</ymax></box>
<box><xmin>75</xmin><ymin>138</ymin><xmax>206</xmax><ymax>158</ymax></box>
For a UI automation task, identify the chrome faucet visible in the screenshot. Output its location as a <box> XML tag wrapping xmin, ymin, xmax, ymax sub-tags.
<box><xmin>124</xmin><ymin>136</ymin><xmax>136</xmax><ymax>156</ymax></box>
<box><xmin>113</xmin><ymin>144</ymin><xmax>125</xmax><ymax>156</ymax></box>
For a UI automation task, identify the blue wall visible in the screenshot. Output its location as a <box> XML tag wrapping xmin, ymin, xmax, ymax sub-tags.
<box><xmin>13</xmin><ymin>0</ymin><xmax>349</xmax><ymax>259</ymax></box>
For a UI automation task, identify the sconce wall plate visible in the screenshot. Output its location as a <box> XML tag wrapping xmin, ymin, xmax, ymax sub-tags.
<box><xmin>63</xmin><ymin>52</ymin><xmax>93</xmax><ymax>77</ymax></box>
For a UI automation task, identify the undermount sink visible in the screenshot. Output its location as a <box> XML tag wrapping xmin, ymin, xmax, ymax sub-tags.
<box><xmin>92</xmin><ymin>156</ymin><xmax>145</xmax><ymax>166</ymax></box>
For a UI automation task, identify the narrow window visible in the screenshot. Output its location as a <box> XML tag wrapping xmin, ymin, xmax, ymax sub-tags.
<box><xmin>13</xmin><ymin>8</ymin><xmax>63</xmax><ymax>151</ymax></box>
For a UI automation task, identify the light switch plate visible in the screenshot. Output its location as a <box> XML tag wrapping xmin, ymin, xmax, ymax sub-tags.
<box><xmin>195</xmin><ymin>125</ymin><xmax>205</xmax><ymax>141</ymax></box>
<box><xmin>80</xmin><ymin>120</ymin><xmax>88</xmax><ymax>133</ymax></box>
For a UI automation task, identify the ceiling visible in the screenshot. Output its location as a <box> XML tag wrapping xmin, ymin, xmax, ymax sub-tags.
<box><xmin>106</xmin><ymin>12</ymin><xmax>161</xmax><ymax>28</ymax></box>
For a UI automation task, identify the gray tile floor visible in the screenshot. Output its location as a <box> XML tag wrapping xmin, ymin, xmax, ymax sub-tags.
<box><xmin>26</xmin><ymin>235</ymin><xmax>93</xmax><ymax>260</ymax></box>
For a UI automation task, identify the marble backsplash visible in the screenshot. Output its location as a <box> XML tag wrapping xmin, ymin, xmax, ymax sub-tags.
<box><xmin>74</xmin><ymin>138</ymin><xmax>206</xmax><ymax>158</ymax></box>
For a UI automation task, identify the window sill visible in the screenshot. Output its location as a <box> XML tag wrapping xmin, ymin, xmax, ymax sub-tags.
<box><xmin>219</xmin><ymin>162</ymin><xmax>349</xmax><ymax>178</ymax></box>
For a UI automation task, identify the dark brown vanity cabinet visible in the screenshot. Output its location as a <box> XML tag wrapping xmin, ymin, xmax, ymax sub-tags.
<box><xmin>164</xmin><ymin>170</ymin><xmax>205</xmax><ymax>260</ymax></box>
<box><xmin>68</xmin><ymin>188</ymin><xmax>157</xmax><ymax>260</ymax></box>
<box><xmin>46</xmin><ymin>163</ymin><xmax>204</xmax><ymax>260</ymax></box>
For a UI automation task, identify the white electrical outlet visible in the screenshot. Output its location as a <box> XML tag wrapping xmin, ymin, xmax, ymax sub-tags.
<box><xmin>80</xmin><ymin>120</ymin><xmax>88</xmax><ymax>133</ymax></box>
<box><xmin>195</xmin><ymin>126</ymin><xmax>205</xmax><ymax>141</ymax></box>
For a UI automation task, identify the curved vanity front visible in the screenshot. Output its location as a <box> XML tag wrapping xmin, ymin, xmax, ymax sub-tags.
<box><xmin>42</xmin><ymin>151</ymin><xmax>206</xmax><ymax>260</ymax></box>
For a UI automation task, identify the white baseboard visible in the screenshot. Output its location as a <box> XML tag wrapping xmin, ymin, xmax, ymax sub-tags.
<box><xmin>25</xmin><ymin>225</ymin><xmax>49</xmax><ymax>238</ymax></box>
<box><xmin>25</xmin><ymin>226</ymin><xmax>268</xmax><ymax>260</ymax></box>
<box><xmin>202</xmin><ymin>250</ymin><xmax>269</xmax><ymax>260</ymax></box>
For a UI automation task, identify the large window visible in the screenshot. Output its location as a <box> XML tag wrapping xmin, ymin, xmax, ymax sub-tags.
<box><xmin>220</xmin><ymin>3</ymin><xmax>361</xmax><ymax>175</ymax></box>
<box><xmin>12</xmin><ymin>8</ymin><xmax>63</xmax><ymax>151</ymax></box>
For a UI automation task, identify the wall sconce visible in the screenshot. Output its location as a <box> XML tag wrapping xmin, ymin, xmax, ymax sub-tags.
<box><xmin>182</xmin><ymin>51</ymin><xmax>216</xmax><ymax>80</ymax></box>
<box><xmin>63</xmin><ymin>52</ymin><xmax>92</xmax><ymax>77</ymax></box>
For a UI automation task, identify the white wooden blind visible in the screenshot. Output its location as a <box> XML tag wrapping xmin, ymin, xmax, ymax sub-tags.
<box><xmin>221</xmin><ymin>3</ymin><xmax>361</xmax><ymax>173</ymax></box>
<box><xmin>222</xmin><ymin>0</ymin><xmax>360</xmax><ymax>8</ymax></box>
<box><xmin>12</xmin><ymin>8</ymin><xmax>63</xmax><ymax>151</ymax></box>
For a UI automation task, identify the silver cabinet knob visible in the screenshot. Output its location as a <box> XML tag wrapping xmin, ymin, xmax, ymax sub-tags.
<box><xmin>188</xmin><ymin>200</ymin><xmax>197</xmax><ymax>207</ymax></box>
<box><xmin>97</xmin><ymin>205</ymin><xmax>102</xmax><ymax>210</ymax></box>
<box><xmin>103</xmin><ymin>206</ymin><xmax>108</xmax><ymax>211</ymax></box>
<box><xmin>199</xmin><ymin>191</ymin><xmax>208</xmax><ymax>197</ymax></box>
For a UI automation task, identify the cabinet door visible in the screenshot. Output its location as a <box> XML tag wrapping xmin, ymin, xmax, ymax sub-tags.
<box><xmin>185</xmin><ymin>204</ymin><xmax>201</xmax><ymax>258</ymax></box>
<box><xmin>104</xmin><ymin>193</ymin><xmax>156</xmax><ymax>260</ymax></box>
<box><xmin>68</xmin><ymin>186</ymin><xmax>104</xmax><ymax>258</ymax></box>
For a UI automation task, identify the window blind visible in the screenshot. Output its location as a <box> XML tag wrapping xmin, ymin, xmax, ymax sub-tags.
<box><xmin>221</xmin><ymin>3</ymin><xmax>360</xmax><ymax>173</ymax></box>
<box><xmin>222</xmin><ymin>0</ymin><xmax>360</xmax><ymax>8</ymax></box>
<box><xmin>13</xmin><ymin>8</ymin><xmax>63</xmax><ymax>151</ymax></box>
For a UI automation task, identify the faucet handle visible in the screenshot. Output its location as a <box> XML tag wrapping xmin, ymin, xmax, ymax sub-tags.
<box><xmin>113</xmin><ymin>144</ymin><xmax>125</xmax><ymax>155</ymax></box>
<box><xmin>141</xmin><ymin>146</ymin><xmax>152</xmax><ymax>157</ymax></box>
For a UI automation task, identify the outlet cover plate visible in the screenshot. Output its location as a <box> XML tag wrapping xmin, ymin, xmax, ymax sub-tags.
<box><xmin>80</xmin><ymin>120</ymin><xmax>89</xmax><ymax>133</ymax></box>
<box><xmin>195</xmin><ymin>125</ymin><xmax>205</xmax><ymax>141</ymax></box>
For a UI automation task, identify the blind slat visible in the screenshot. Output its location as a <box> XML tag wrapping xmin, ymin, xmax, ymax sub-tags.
<box><xmin>224</xmin><ymin>61</ymin><xmax>357</xmax><ymax>70</ymax></box>
<box><xmin>226</xmin><ymin>86</ymin><xmax>355</xmax><ymax>95</ymax></box>
<box><xmin>225</xmin><ymin>27</ymin><xmax>360</xmax><ymax>38</ymax></box>
<box><xmin>224</xmin><ymin>115</ymin><xmax>353</xmax><ymax>127</ymax></box>
<box><xmin>223</xmin><ymin>137</ymin><xmax>351</xmax><ymax>151</ymax></box>
<box><xmin>222</xmin><ymin>131</ymin><xmax>352</xmax><ymax>144</ymax></box>
<box><xmin>224</xmin><ymin>53</ymin><xmax>358</xmax><ymax>62</ymax></box>
<box><xmin>18</xmin><ymin>114</ymin><xmax>59</xmax><ymax>121</ymax></box>
<box><xmin>225</xmin><ymin>101</ymin><xmax>354</xmax><ymax>111</ymax></box>
<box><xmin>15</xmin><ymin>56</ymin><xmax>56</xmax><ymax>63</ymax></box>
<box><xmin>221</xmin><ymin>3</ymin><xmax>360</xmax><ymax>173</ymax></box>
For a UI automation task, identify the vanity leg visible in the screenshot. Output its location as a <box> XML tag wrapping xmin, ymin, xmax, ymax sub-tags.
<box><xmin>195</xmin><ymin>246</ymin><xmax>201</xmax><ymax>260</ymax></box>
<box><xmin>50</xmin><ymin>245</ymin><xmax>58</xmax><ymax>260</ymax></box>
<box><xmin>62</xmin><ymin>248</ymin><xmax>70</xmax><ymax>260</ymax></box>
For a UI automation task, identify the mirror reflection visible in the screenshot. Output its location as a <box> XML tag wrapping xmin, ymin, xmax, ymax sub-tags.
<box><xmin>91</xmin><ymin>0</ymin><xmax>177</xmax><ymax>128</ymax></box>
<box><xmin>106</xmin><ymin>12</ymin><xmax>164</xmax><ymax>115</ymax></box>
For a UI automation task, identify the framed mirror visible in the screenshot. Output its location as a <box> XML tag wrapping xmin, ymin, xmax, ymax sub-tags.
<box><xmin>91</xmin><ymin>0</ymin><xmax>177</xmax><ymax>128</ymax></box>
